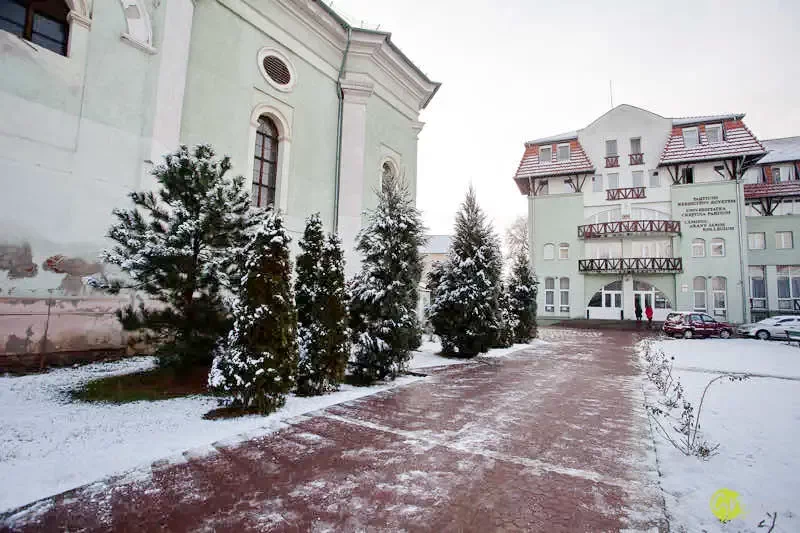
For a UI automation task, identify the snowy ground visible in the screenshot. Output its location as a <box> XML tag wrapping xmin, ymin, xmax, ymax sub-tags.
<box><xmin>0</xmin><ymin>340</ymin><xmax>528</xmax><ymax>513</ymax></box>
<box><xmin>643</xmin><ymin>337</ymin><xmax>800</xmax><ymax>532</ymax></box>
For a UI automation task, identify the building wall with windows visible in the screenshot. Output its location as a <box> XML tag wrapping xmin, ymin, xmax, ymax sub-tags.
<box><xmin>515</xmin><ymin>104</ymin><xmax>770</xmax><ymax>325</ymax></box>
<box><xmin>0</xmin><ymin>0</ymin><xmax>438</xmax><ymax>364</ymax></box>
<box><xmin>0</xmin><ymin>0</ymin><xmax>194</xmax><ymax>362</ymax></box>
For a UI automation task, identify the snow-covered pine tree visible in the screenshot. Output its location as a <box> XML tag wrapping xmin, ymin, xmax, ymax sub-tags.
<box><xmin>494</xmin><ymin>283</ymin><xmax>518</xmax><ymax>348</ymax></box>
<box><xmin>349</xmin><ymin>174</ymin><xmax>426</xmax><ymax>383</ymax></box>
<box><xmin>102</xmin><ymin>145</ymin><xmax>251</xmax><ymax>368</ymax></box>
<box><xmin>208</xmin><ymin>208</ymin><xmax>298</xmax><ymax>414</ymax></box>
<box><xmin>508</xmin><ymin>250</ymin><xmax>538</xmax><ymax>342</ymax></box>
<box><xmin>427</xmin><ymin>187</ymin><xmax>503</xmax><ymax>355</ymax></box>
<box><xmin>295</xmin><ymin>214</ymin><xmax>350</xmax><ymax>396</ymax></box>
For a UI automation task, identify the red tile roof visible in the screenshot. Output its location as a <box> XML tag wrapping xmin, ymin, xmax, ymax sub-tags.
<box><xmin>659</xmin><ymin>120</ymin><xmax>765</xmax><ymax>165</ymax></box>
<box><xmin>744</xmin><ymin>182</ymin><xmax>800</xmax><ymax>200</ymax></box>
<box><xmin>513</xmin><ymin>139</ymin><xmax>594</xmax><ymax>193</ymax></box>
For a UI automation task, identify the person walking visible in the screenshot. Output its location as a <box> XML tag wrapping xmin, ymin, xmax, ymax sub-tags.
<box><xmin>635</xmin><ymin>302</ymin><xmax>643</xmax><ymax>325</ymax></box>
<box><xmin>645</xmin><ymin>303</ymin><xmax>654</xmax><ymax>329</ymax></box>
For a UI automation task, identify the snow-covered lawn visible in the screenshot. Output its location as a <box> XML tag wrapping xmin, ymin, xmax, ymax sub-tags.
<box><xmin>643</xmin><ymin>338</ymin><xmax>800</xmax><ymax>532</ymax></box>
<box><xmin>0</xmin><ymin>340</ymin><xmax>533</xmax><ymax>513</ymax></box>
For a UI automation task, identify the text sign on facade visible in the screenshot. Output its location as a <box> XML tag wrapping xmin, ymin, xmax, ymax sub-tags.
<box><xmin>677</xmin><ymin>195</ymin><xmax>736</xmax><ymax>232</ymax></box>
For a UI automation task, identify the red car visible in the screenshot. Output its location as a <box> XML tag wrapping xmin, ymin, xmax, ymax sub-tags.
<box><xmin>662</xmin><ymin>311</ymin><xmax>734</xmax><ymax>339</ymax></box>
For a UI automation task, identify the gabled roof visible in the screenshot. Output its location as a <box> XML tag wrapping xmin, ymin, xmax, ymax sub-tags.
<box><xmin>671</xmin><ymin>114</ymin><xmax>744</xmax><ymax>126</ymax></box>
<box><xmin>758</xmin><ymin>137</ymin><xmax>800</xmax><ymax>165</ymax></box>
<box><xmin>514</xmin><ymin>139</ymin><xmax>594</xmax><ymax>186</ymax></box>
<box><xmin>744</xmin><ymin>182</ymin><xmax>800</xmax><ymax>200</ymax></box>
<box><xmin>525</xmin><ymin>131</ymin><xmax>578</xmax><ymax>146</ymax></box>
<box><xmin>659</xmin><ymin>119</ymin><xmax>766</xmax><ymax>165</ymax></box>
<box><xmin>422</xmin><ymin>235</ymin><xmax>452</xmax><ymax>255</ymax></box>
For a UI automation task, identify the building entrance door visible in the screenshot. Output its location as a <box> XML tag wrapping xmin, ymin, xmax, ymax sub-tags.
<box><xmin>587</xmin><ymin>280</ymin><xmax>623</xmax><ymax>319</ymax></box>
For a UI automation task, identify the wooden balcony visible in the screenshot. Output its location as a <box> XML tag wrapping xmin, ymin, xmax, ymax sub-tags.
<box><xmin>578</xmin><ymin>257</ymin><xmax>683</xmax><ymax>274</ymax></box>
<box><xmin>577</xmin><ymin>219</ymin><xmax>681</xmax><ymax>239</ymax></box>
<box><xmin>606</xmin><ymin>186</ymin><xmax>646</xmax><ymax>200</ymax></box>
<box><xmin>605</xmin><ymin>155</ymin><xmax>619</xmax><ymax>168</ymax></box>
<box><xmin>629</xmin><ymin>153</ymin><xmax>644</xmax><ymax>165</ymax></box>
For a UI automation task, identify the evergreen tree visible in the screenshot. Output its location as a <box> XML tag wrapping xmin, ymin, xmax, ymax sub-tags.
<box><xmin>508</xmin><ymin>250</ymin><xmax>538</xmax><ymax>342</ymax></box>
<box><xmin>494</xmin><ymin>283</ymin><xmax>518</xmax><ymax>348</ymax></box>
<box><xmin>295</xmin><ymin>214</ymin><xmax>350</xmax><ymax>395</ymax></box>
<box><xmin>427</xmin><ymin>187</ymin><xmax>503</xmax><ymax>355</ymax></box>
<box><xmin>208</xmin><ymin>209</ymin><xmax>298</xmax><ymax>414</ymax></box>
<box><xmin>102</xmin><ymin>145</ymin><xmax>250</xmax><ymax>368</ymax></box>
<box><xmin>349</xmin><ymin>175</ymin><xmax>426</xmax><ymax>383</ymax></box>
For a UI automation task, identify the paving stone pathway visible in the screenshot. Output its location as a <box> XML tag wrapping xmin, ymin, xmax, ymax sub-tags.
<box><xmin>2</xmin><ymin>329</ymin><xmax>667</xmax><ymax>532</ymax></box>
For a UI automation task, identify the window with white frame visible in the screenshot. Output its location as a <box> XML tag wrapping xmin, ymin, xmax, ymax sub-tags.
<box><xmin>773</xmin><ymin>167</ymin><xmax>782</xmax><ymax>183</ymax></box>
<box><xmin>750</xmin><ymin>266</ymin><xmax>766</xmax><ymax>309</ymax></box>
<box><xmin>559</xmin><ymin>277</ymin><xmax>570</xmax><ymax>313</ymax></box>
<box><xmin>776</xmin><ymin>231</ymin><xmax>793</xmax><ymax>249</ymax></box>
<box><xmin>544</xmin><ymin>278</ymin><xmax>555</xmax><ymax>312</ymax></box>
<box><xmin>710</xmin><ymin>238</ymin><xmax>725</xmax><ymax>257</ymax></box>
<box><xmin>777</xmin><ymin>266</ymin><xmax>800</xmax><ymax>310</ymax></box>
<box><xmin>712</xmin><ymin>276</ymin><xmax>727</xmax><ymax>317</ymax></box>
<box><xmin>605</xmin><ymin>140</ymin><xmax>618</xmax><ymax>156</ymax></box>
<box><xmin>559</xmin><ymin>243</ymin><xmax>569</xmax><ymax>260</ymax></box>
<box><xmin>649</xmin><ymin>170</ymin><xmax>660</xmax><ymax>188</ymax></box>
<box><xmin>630</xmin><ymin>137</ymin><xmax>642</xmax><ymax>154</ymax></box>
<box><xmin>632</xmin><ymin>170</ymin><xmax>644</xmax><ymax>188</ymax></box>
<box><xmin>592</xmin><ymin>175</ymin><xmax>603</xmax><ymax>192</ymax></box>
<box><xmin>607</xmin><ymin>173</ymin><xmax>619</xmax><ymax>189</ymax></box>
<box><xmin>693</xmin><ymin>276</ymin><xmax>707</xmax><ymax>311</ymax></box>
<box><xmin>748</xmin><ymin>232</ymin><xmax>766</xmax><ymax>250</ymax></box>
<box><xmin>682</xmin><ymin>127</ymin><xmax>699</xmax><ymax>148</ymax></box>
<box><xmin>557</xmin><ymin>143</ymin><xmax>570</xmax><ymax>161</ymax></box>
<box><xmin>692</xmin><ymin>238</ymin><xmax>706</xmax><ymax>257</ymax></box>
<box><xmin>539</xmin><ymin>146</ymin><xmax>552</xmax><ymax>163</ymax></box>
<box><xmin>706</xmin><ymin>124</ymin><xmax>723</xmax><ymax>144</ymax></box>
<box><xmin>543</xmin><ymin>243</ymin><xmax>555</xmax><ymax>260</ymax></box>
<box><xmin>681</xmin><ymin>167</ymin><xmax>694</xmax><ymax>183</ymax></box>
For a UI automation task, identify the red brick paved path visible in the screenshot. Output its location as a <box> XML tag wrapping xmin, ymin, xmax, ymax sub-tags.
<box><xmin>2</xmin><ymin>329</ymin><xmax>667</xmax><ymax>532</ymax></box>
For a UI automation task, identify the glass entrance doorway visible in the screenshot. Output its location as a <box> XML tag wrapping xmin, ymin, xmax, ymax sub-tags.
<box><xmin>587</xmin><ymin>280</ymin><xmax>623</xmax><ymax>319</ymax></box>
<box><xmin>633</xmin><ymin>280</ymin><xmax>672</xmax><ymax>321</ymax></box>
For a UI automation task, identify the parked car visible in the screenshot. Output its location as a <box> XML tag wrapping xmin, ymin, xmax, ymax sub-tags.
<box><xmin>736</xmin><ymin>316</ymin><xmax>800</xmax><ymax>340</ymax></box>
<box><xmin>663</xmin><ymin>311</ymin><xmax>734</xmax><ymax>339</ymax></box>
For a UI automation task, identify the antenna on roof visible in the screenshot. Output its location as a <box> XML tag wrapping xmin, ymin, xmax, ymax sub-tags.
<box><xmin>609</xmin><ymin>80</ymin><xmax>614</xmax><ymax>109</ymax></box>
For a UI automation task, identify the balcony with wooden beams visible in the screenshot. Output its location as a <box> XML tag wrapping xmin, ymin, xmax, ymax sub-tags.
<box><xmin>629</xmin><ymin>153</ymin><xmax>644</xmax><ymax>165</ymax></box>
<box><xmin>578</xmin><ymin>257</ymin><xmax>683</xmax><ymax>274</ymax></box>
<box><xmin>605</xmin><ymin>155</ymin><xmax>619</xmax><ymax>168</ymax></box>
<box><xmin>606</xmin><ymin>186</ymin><xmax>646</xmax><ymax>201</ymax></box>
<box><xmin>577</xmin><ymin>219</ymin><xmax>681</xmax><ymax>239</ymax></box>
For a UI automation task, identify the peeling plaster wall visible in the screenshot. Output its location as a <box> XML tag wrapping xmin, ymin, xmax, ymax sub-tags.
<box><xmin>0</xmin><ymin>1</ymin><xmax>194</xmax><ymax>363</ymax></box>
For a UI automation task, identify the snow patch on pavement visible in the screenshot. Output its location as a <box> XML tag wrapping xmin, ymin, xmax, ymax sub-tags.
<box><xmin>643</xmin><ymin>338</ymin><xmax>800</xmax><ymax>532</ymax></box>
<box><xmin>0</xmin><ymin>358</ymin><xmax>421</xmax><ymax>513</ymax></box>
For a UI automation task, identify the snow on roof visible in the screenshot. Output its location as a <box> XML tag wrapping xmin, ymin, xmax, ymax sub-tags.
<box><xmin>513</xmin><ymin>139</ymin><xmax>595</xmax><ymax>193</ymax></box>
<box><xmin>758</xmin><ymin>137</ymin><xmax>800</xmax><ymax>165</ymax></box>
<box><xmin>671</xmin><ymin>114</ymin><xmax>744</xmax><ymax>126</ymax></box>
<box><xmin>525</xmin><ymin>131</ymin><xmax>578</xmax><ymax>146</ymax></box>
<box><xmin>744</xmin><ymin>182</ymin><xmax>800</xmax><ymax>200</ymax></box>
<box><xmin>659</xmin><ymin>119</ymin><xmax>765</xmax><ymax>165</ymax></box>
<box><xmin>421</xmin><ymin>235</ymin><xmax>452</xmax><ymax>254</ymax></box>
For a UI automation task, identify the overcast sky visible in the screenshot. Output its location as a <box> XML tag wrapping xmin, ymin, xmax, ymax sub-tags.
<box><xmin>329</xmin><ymin>0</ymin><xmax>800</xmax><ymax>238</ymax></box>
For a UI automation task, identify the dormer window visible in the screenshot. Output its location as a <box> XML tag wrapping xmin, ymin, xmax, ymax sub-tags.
<box><xmin>682</xmin><ymin>127</ymin><xmax>699</xmax><ymax>148</ymax></box>
<box><xmin>706</xmin><ymin>124</ymin><xmax>723</xmax><ymax>144</ymax></box>
<box><xmin>539</xmin><ymin>146</ymin><xmax>552</xmax><ymax>163</ymax></box>
<box><xmin>557</xmin><ymin>143</ymin><xmax>570</xmax><ymax>162</ymax></box>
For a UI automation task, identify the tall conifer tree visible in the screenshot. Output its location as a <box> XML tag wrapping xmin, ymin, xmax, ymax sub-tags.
<box><xmin>349</xmin><ymin>175</ymin><xmax>426</xmax><ymax>383</ymax></box>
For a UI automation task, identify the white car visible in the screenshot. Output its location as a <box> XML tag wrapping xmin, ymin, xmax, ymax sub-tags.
<box><xmin>736</xmin><ymin>316</ymin><xmax>800</xmax><ymax>340</ymax></box>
